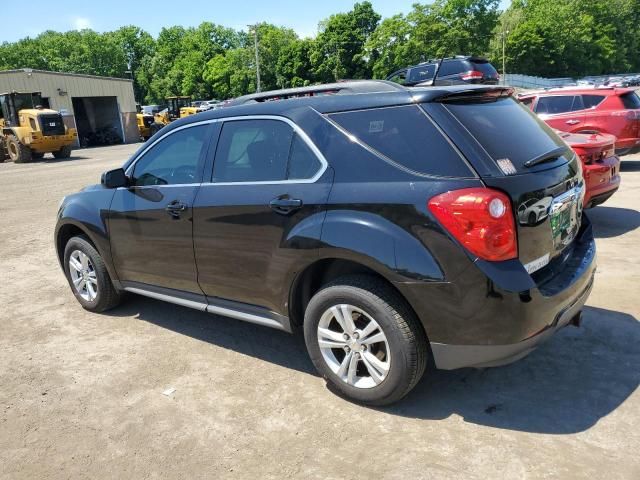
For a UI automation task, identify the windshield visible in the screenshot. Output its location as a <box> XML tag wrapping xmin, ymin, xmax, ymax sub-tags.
<box><xmin>13</xmin><ymin>93</ymin><xmax>36</xmax><ymax>111</ymax></box>
<box><xmin>443</xmin><ymin>96</ymin><xmax>568</xmax><ymax>172</ymax></box>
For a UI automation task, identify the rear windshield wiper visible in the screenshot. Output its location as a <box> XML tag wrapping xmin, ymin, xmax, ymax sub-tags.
<box><xmin>523</xmin><ymin>146</ymin><xmax>569</xmax><ymax>168</ymax></box>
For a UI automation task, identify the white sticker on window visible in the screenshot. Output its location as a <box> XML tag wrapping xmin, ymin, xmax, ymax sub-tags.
<box><xmin>369</xmin><ymin>120</ymin><xmax>384</xmax><ymax>133</ymax></box>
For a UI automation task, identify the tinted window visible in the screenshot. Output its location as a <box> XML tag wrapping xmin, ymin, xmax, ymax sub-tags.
<box><xmin>535</xmin><ymin>95</ymin><xmax>574</xmax><ymax>114</ymax></box>
<box><xmin>519</xmin><ymin>97</ymin><xmax>534</xmax><ymax>109</ymax></box>
<box><xmin>408</xmin><ymin>64</ymin><xmax>436</xmax><ymax>84</ymax></box>
<box><xmin>582</xmin><ymin>95</ymin><xmax>606</xmax><ymax>108</ymax></box>
<box><xmin>288</xmin><ymin>134</ymin><xmax>322</xmax><ymax>180</ymax></box>
<box><xmin>621</xmin><ymin>92</ymin><xmax>640</xmax><ymax>109</ymax></box>
<box><xmin>472</xmin><ymin>61</ymin><xmax>498</xmax><ymax>77</ymax></box>
<box><xmin>212</xmin><ymin>120</ymin><xmax>322</xmax><ymax>182</ymax></box>
<box><xmin>437</xmin><ymin>60</ymin><xmax>465</xmax><ymax>77</ymax></box>
<box><xmin>132</xmin><ymin>125</ymin><xmax>207</xmax><ymax>186</ymax></box>
<box><xmin>444</xmin><ymin>97</ymin><xmax>567</xmax><ymax>171</ymax></box>
<box><xmin>329</xmin><ymin>105</ymin><xmax>472</xmax><ymax>177</ymax></box>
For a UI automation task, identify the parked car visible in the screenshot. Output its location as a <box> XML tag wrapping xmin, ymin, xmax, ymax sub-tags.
<box><xmin>519</xmin><ymin>87</ymin><xmax>640</xmax><ymax>155</ymax></box>
<box><xmin>558</xmin><ymin>131</ymin><xmax>621</xmax><ymax>208</ymax></box>
<box><xmin>197</xmin><ymin>100</ymin><xmax>220</xmax><ymax>112</ymax></box>
<box><xmin>386</xmin><ymin>56</ymin><xmax>500</xmax><ymax>86</ymax></box>
<box><xmin>55</xmin><ymin>81</ymin><xmax>595</xmax><ymax>405</ymax></box>
<box><xmin>141</xmin><ymin>105</ymin><xmax>162</xmax><ymax>115</ymax></box>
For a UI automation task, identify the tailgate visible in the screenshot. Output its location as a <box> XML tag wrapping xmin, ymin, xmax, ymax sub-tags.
<box><xmin>423</xmin><ymin>92</ymin><xmax>585</xmax><ymax>272</ymax></box>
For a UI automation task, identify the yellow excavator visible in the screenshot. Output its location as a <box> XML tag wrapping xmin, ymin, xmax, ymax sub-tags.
<box><xmin>0</xmin><ymin>91</ymin><xmax>77</xmax><ymax>163</ymax></box>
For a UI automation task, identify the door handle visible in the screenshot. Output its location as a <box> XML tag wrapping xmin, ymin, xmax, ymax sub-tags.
<box><xmin>270</xmin><ymin>196</ymin><xmax>303</xmax><ymax>215</ymax></box>
<box><xmin>566</xmin><ymin>119</ymin><xmax>581</xmax><ymax>125</ymax></box>
<box><xmin>165</xmin><ymin>200</ymin><xmax>187</xmax><ymax>218</ymax></box>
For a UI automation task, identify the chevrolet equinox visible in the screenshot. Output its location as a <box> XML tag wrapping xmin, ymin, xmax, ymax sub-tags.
<box><xmin>55</xmin><ymin>81</ymin><xmax>596</xmax><ymax>405</ymax></box>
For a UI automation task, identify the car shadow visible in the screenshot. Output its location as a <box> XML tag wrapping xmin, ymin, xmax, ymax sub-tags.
<box><xmin>106</xmin><ymin>295</ymin><xmax>317</xmax><ymax>375</ymax></box>
<box><xmin>620</xmin><ymin>159</ymin><xmax>640</xmax><ymax>172</ymax></box>
<box><xmin>389</xmin><ymin>306</ymin><xmax>639</xmax><ymax>434</ymax></box>
<box><xmin>108</xmin><ymin>297</ymin><xmax>638</xmax><ymax>434</ymax></box>
<box><xmin>588</xmin><ymin>206</ymin><xmax>640</xmax><ymax>238</ymax></box>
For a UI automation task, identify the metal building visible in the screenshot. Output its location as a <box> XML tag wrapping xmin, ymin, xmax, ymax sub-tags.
<box><xmin>0</xmin><ymin>69</ymin><xmax>138</xmax><ymax>147</ymax></box>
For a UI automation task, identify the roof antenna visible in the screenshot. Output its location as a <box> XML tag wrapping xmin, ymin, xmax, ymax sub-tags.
<box><xmin>432</xmin><ymin>56</ymin><xmax>445</xmax><ymax>86</ymax></box>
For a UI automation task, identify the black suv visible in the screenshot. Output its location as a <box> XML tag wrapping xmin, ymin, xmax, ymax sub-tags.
<box><xmin>386</xmin><ymin>56</ymin><xmax>500</xmax><ymax>86</ymax></box>
<box><xmin>56</xmin><ymin>80</ymin><xmax>595</xmax><ymax>405</ymax></box>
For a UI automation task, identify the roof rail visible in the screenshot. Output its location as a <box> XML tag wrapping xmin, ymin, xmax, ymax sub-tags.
<box><xmin>226</xmin><ymin>80</ymin><xmax>405</xmax><ymax>106</ymax></box>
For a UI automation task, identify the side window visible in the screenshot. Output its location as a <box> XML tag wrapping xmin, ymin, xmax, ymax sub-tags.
<box><xmin>437</xmin><ymin>60</ymin><xmax>464</xmax><ymax>77</ymax></box>
<box><xmin>519</xmin><ymin>97</ymin><xmax>534</xmax><ymax>109</ymax></box>
<box><xmin>212</xmin><ymin>119</ymin><xmax>323</xmax><ymax>183</ymax></box>
<box><xmin>388</xmin><ymin>70</ymin><xmax>408</xmax><ymax>85</ymax></box>
<box><xmin>534</xmin><ymin>96</ymin><xmax>573</xmax><ymax>115</ymax></box>
<box><xmin>407</xmin><ymin>64</ymin><xmax>435</xmax><ymax>84</ymax></box>
<box><xmin>132</xmin><ymin>125</ymin><xmax>208</xmax><ymax>186</ymax></box>
<box><xmin>329</xmin><ymin>105</ymin><xmax>472</xmax><ymax>177</ymax></box>
<box><xmin>570</xmin><ymin>95</ymin><xmax>584</xmax><ymax>111</ymax></box>
<box><xmin>582</xmin><ymin>95</ymin><xmax>606</xmax><ymax>109</ymax></box>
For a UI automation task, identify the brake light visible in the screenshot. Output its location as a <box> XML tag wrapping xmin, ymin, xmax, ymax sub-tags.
<box><xmin>460</xmin><ymin>70</ymin><xmax>484</xmax><ymax>81</ymax></box>
<box><xmin>428</xmin><ymin>188</ymin><xmax>517</xmax><ymax>261</ymax></box>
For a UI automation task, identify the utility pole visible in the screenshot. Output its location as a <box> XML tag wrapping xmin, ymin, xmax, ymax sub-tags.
<box><xmin>248</xmin><ymin>24</ymin><xmax>261</xmax><ymax>93</ymax></box>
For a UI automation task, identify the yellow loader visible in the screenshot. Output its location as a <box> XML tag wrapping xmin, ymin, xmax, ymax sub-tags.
<box><xmin>140</xmin><ymin>96</ymin><xmax>198</xmax><ymax>140</ymax></box>
<box><xmin>0</xmin><ymin>91</ymin><xmax>77</xmax><ymax>163</ymax></box>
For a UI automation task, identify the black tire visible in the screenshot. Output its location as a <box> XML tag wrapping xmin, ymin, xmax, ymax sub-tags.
<box><xmin>303</xmin><ymin>275</ymin><xmax>428</xmax><ymax>406</ymax></box>
<box><xmin>53</xmin><ymin>145</ymin><xmax>72</xmax><ymax>159</ymax></box>
<box><xmin>63</xmin><ymin>235</ymin><xmax>122</xmax><ymax>312</ymax></box>
<box><xmin>6</xmin><ymin>135</ymin><xmax>32</xmax><ymax>163</ymax></box>
<box><xmin>32</xmin><ymin>152</ymin><xmax>45</xmax><ymax>159</ymax></box>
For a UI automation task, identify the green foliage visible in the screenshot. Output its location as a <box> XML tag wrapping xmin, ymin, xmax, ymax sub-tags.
<box><xmin>1</xmin><ymin>0</ymin><xmax>639</xmax><ymax>103</ymax></box>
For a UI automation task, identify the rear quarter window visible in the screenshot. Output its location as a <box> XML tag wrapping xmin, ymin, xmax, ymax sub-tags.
<box><xmin>328</xmin><ymin>105</ymin><xmax>473</xmax><ymax>178</ymax></box>
<box><xmin>620</xmin><ymin>91</ymin><xmax>640</xmax><ymax>109</ymax></box>
<box><xmin>582</xmin><ymin>94</ymin><xmax>606</xmax><ymax>108</ymax></box>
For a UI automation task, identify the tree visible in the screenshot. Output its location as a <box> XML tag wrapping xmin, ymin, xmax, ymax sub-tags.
<box><xmin>311</xmin><ymin>1</ymin><xmax>381</xmax><ymax>82</ymax></box>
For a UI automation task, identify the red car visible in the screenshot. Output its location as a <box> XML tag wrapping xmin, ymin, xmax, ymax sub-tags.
<box><xmin>559</xmin><ymin>131</ymin><xmax>621</xmax><ymax>208</ymax></box>
<box><xmin>519</xmin><ymin>87</ymin><xmax>640</xmax><ymax>155</ymax></box>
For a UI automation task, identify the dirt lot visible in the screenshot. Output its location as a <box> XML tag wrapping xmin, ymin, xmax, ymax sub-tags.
<box><xmin>1</xmin><ymin>144</ymin><xmax>639</xmax><ymax>479</ymax></box>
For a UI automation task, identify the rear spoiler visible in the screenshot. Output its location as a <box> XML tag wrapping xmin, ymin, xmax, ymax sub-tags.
<box><xmin>433</xmin><ymin>87</ymin><xmax>514</xmax><ymax>103</ymax></box>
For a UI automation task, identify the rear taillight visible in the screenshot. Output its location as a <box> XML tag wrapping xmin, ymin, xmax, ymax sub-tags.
<box><xmin>428</xmin><ymin>188</ymin><xmax>517</xmax><ymax>261</ymax></box>
<box><xmin>460</xmin><ymin>70</ymin><xmax>484</xmax><ymax>81</ymax></box>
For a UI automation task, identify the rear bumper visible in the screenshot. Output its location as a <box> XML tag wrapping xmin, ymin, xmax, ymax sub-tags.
<box><xmin>396</xmin><ymin>216</ymin><xmax>597</xmax><ymax>370</ymax></box>
<box><xmin>584</xmin><ymin>156</ymin><xmax>621</xmax><ymax>207</ymax></box>
<box><xmin>430</xmin><ymin>271</ymin><xmax>593</xmax><ymax>369</ymax></box>
<box><xmin>27</xmin><ymin>129</ymin><xmax>77</xmax><ymax>152</ymax></box>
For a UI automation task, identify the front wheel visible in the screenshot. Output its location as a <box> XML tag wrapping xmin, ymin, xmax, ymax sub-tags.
<box><xmin>63</xmin><ymin>235</ymin><xmax>122</xmax><ymax>312</ymax></box>
<box><xmin>53</xmin><ymin>145</ymin><xmax>72</xmax><ymax>159</ymax></box>
<box><xmin>304</xmin><ymin>275</ymin><xmax>428</xmax><ymax>406</ymax></box>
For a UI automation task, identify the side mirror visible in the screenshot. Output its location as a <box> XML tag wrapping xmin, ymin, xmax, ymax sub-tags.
<box><xmin>101</xmin><ymin>168</ymin><xmax>128</xmax><ymax>188</ymax></box>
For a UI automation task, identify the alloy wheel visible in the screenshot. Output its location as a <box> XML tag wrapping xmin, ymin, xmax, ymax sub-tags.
<box><xmin>317</xmin><ymin>304</ymin><xmax>391</xmax><ymax>389</ymax></box>
<box><xmin>68</xmin><ymin>250</ymin><xmax>98</xmax><ymax>302</ymax></box>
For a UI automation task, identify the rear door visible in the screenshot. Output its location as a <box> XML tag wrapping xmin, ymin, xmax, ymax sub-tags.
<box><xmin>193</xmin><ymin>116</ymin><xmax>332</xmax><ymax>313</ymax></box>
<box><xmin>534</xmin><ymin>95</ymin><xmax>586</xmax><ymax>132</ymax></box>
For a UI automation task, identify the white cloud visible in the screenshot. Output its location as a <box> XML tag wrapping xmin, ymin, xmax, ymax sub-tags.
<box><xmin>73</xmin><ymin>17</ymin><xmax>92</xmax><ymax>30</ymax></box>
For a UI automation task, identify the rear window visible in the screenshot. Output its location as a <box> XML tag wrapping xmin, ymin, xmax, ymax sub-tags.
<box><xmin>437</xmin><ymin>60</ymin><xmax>466</xmax><ymax>77</ymax></box>
<box><xmin>443</xmin><ymin>96</ymin><xmax>567</xmax><ymax>171</ymax></box>
<box><xmin>621</xmin><ymin>92</ymin><xmax>640</xmax><ymax>109</ymax></box>
<box><xmin>472</xmin><ymin>61</ymin><xmax>498</xmax><ymax>77</ymax></box>
<box><xmin>329</xmin><ymin>105</ymin><xmax>472</xmax><ymax>177</ymax></box>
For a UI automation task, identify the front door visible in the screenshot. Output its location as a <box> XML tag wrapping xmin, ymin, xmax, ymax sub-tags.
<box><xmin>193</xmin><ymin>118</ymin><xmax>332</xmax><ymax>314</ymax></box>
<box><xmin>109</xmin><ymin>124</ymin><xmax>211</xmax><ymax>295</ymax></box>
<box><xmin>535</xmin><ymin>95</ymin><xmax>586</xmax><ymax>133</ymax></box>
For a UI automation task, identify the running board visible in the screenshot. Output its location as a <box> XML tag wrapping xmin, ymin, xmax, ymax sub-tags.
<box><xmin>123</xmin><ymin>284</ymin><xmax>290</xmax><ymax>332</ymax></box>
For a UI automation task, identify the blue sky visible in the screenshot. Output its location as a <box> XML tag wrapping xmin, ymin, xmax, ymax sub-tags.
<box><xmin>2</xmin><ymin>0</ymin><xmax>511</xmax><ymax>42</ymax></box>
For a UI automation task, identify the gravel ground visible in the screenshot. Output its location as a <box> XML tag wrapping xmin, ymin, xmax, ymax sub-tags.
<box><xmin>0</xmin><ymin>144</ymin><xmax>639</xmax><ymax>479</ymax></box>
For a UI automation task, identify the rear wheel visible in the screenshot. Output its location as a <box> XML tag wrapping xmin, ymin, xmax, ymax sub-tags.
<box><xmin>303</xmin><ymin>275</ymin><xmax>428</xmax><ymax>406</ymax></box>
<box><xmin>53</xmin><ymin>145</ymin><xmax>72</xmax><ymax>159</ymax></box>
<box><xmin>6</xmin><ymin>135</ymin><xmax>32</xmax><ymax>163</ymax></box>
<box><xmin>32</xmin><ymin>152</ymin><xmax>45</xmax><ymax>159</ymax></box>
<box><xmin>149</xmin><ymin>123</ymin><xmax>164</xmax><ymax>136</ymax></box>
<box><xmin>63</xmin><ymin>235</ymin><xmax>122</xmax><ymax>312</ymax></box>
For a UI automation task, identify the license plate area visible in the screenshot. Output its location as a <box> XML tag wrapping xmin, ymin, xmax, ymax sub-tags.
<box><xmin>549</xmin><ymin>185</ymin><xmax>583</xmax><ymax>251</ymax></box>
